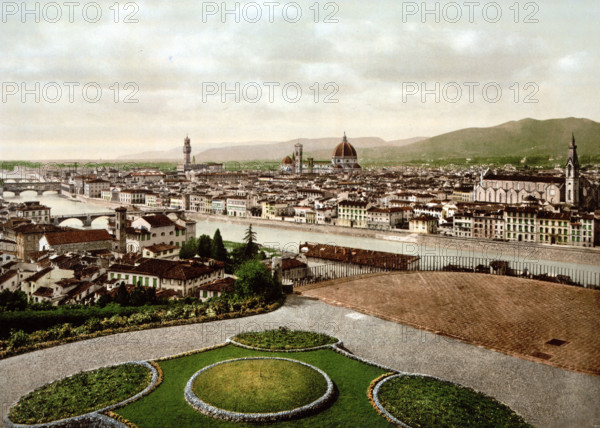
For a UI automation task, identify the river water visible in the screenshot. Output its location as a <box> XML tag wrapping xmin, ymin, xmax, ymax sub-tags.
<box><xmin>5</xmin><ymin>192</ymin><xmax>599</xmax><ymax>278</ymax></box>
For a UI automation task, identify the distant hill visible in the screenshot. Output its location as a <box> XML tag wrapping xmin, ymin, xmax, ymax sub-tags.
<box><xmin>366</xmin><ymin>118</ymin><xmax>600</xmax><ymax>162</ymax></box>
<box><xmin>117</xmin><ymin>136</ymin><xmax>427</xmax><ymax>162</ymax></box>
<box><xmin>114</xmin><ymin>117</ymin><xmax>600</xmax><ymax>164</ymax></box>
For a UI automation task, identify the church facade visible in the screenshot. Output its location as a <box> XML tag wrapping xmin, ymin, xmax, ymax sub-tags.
<box><xmin>474</xmin><ymin>135</ymin><xmax>598</xmax><ymax>211</ymax></box>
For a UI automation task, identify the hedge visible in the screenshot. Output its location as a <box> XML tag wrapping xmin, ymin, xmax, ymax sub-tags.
<box><xmin>0</xmin><ymin>305</ymin><xmax>162</xmax><ymax>338</ymax></box>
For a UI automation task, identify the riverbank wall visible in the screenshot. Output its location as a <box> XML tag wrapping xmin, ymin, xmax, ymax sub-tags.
<box><xmin>187</xmin><ymin>213</ymin><xmax>600</xmax><ymax>266</ymax></box>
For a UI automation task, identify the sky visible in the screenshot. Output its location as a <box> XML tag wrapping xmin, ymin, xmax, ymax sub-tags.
<box><xmin>1</xmin><ymin>0</ymin><xmax>599</xmax><ymax>159</ymax></box>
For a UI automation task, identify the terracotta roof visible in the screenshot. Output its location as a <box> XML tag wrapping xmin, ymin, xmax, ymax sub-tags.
<box><xmin>412</xmin><ymin>214</ymin><xmax>437</xmax><ymax>221</ymax></box>
<box><xmin>24</xmin><ymin>267</ymin><xmax>53</xmax><ymax>283</ymax></box>
<box><xmin>140</xmin><ymin>214</ymin><xmax>175</xmax><ymax>228</ymax></box>
<box><xmin>145</xmin><ymin>244</ymin><xmax>178</xmax><ymax>253</ymax></box>
<box><xmin>332</xmin><ymin>134</ymin><xmax>357</xmax><ymax>158</ymax></box>
<box><xmin>338</xmin><ymin>200</ymin><xmax>369</xmax><ymax>207</ymax></box>
<box><xmin>267</xmin><ymin>258</ymin><xmax>308</xmax><ymax>271</ymax></box>
<box><xmin>33</xmin><ymin>286</ymin><xmax>53</xmax><ymax>298</ymax></box>
<box><xmin>300</xmin><ymin>243</ymin><xmax>419</xmax><ymax>269</ymax></box>
<box><xmin>0</xmin><ymin>269</ymin><xmax>18</xmax><ymax>284</ymax></box>
<box><xmin>282</xmin><ymin>156</ymin><xmax>293</xmax><ymax>164</ymax></box>
<box><xmin>197</xmin><ymin>277</ymin><xmax>235</xmax><ymax>293</ymax></box>
<box><xmin>110</xmin><ymin>258</ymin><xmax>217</xmax><ymax>280</ymax></box>
<box><xmin>484</xmin><ymin>173</ymin><xmax>563</xmax><ymax>184</ymax></box>
<box><xmin>156</xmin><ymin>288</ymin><xmax>178</xmax><ymax>299</ymax></box>
<box><xmin>44</xmin><ymin>229</ymin><xmax>112</xmax><ymax>246</ymax></box>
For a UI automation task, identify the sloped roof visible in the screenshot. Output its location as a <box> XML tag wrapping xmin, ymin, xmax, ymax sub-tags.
<box><xmin>140</xmin><ymin>214</ymin><xmax>175</xmax><ymax>228</ymax></box>
<box><xmin>44</xmin><ymin>229</ymin><xmax>112</xmax><ymax>246</ymax></box>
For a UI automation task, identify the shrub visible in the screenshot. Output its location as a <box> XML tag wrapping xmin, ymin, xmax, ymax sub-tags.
<box><xmin>8</xmin><ymin>329</ymin><xmax>30</xmax><ymax>350</ymax></box>
<box><xmin>57</xmin><ymin>323</ymin><xmax>73</xmax><ymax>339</ymax></box>
<box><xmin>84</xmin><ymin>317</ymin><xmax>102</xmax><ymax>332</ymax></box>
<box><xmin>105</xmin><ymin>314</ymin><xmax>127</xmax><ymax>329</ymax></box>
<box><xmin>127</xmin><ymin>312</ymin><xmax>153</xmax><ymax>326</ymax></box>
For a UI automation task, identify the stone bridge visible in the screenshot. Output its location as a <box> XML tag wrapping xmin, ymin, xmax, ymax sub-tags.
<box><xmin>0</xmin><ymin>181</ymin><xmax>62</xmax><ymax>196</ymax></box>
<box><xmin>52</xmin><ymin>211</ymin><xmax>115</xmax><ymax>227</ymax></box>
<box><xmin>52</xmin><ymin>208</ymin><xmax>184</xmax><ymax>227</ymax></box>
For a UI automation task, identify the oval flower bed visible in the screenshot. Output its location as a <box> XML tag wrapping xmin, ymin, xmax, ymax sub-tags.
<box><xmin>373</xmin><ymin>374</ymin><xmax>532</xmax><ymax>428</ymax></box>
<box><xmin>186</xmin><ymin>357</ymin><xmax>334</xmax><ymax>422</ymax></box>
<box><xmin>8</xmin><ymin>363</ymin><xmax>153</xmax><ymax>425</ymax></box>
<box><xmin>231</xmin><ymin>328</ymin><xmax>338</xmax><ymax>350</ymax></box>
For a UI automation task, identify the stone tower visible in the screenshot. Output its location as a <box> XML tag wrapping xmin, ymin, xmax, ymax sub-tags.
<box><xmin>565</xmin><ymin>133</ymin><xmax>580</xmax><ymax>206</ymax></box>
<box><xmin>115</xmin><ymin>206</ymin><xmax>127</xmax><ymax>253</ymax></box>
<box><xmin>294</xmin><ymin>141</ymin><xmax>303</xmax><ymax>174</ymax></box>
<box><xmin>183</xmin><ymin>135</ymin><xmax>192</xmax><ymax>170</ymax></box>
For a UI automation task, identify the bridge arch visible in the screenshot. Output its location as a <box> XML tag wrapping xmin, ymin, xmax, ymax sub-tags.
<box><xmin>90</xmin><ymin>215</ymin><xmax>111</xmax><ymax>227</ymax></box>
<box><xmin>57</xmin><ymin>218</ymin><xmax>85</xmax><ymax>228</ymax></box>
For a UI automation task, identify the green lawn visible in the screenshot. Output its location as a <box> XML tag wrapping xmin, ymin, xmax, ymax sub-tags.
<box><xmin>115</xmin><ymin>345</ymin><xmax>394</xmax><ymax>427</ymax></box>
<box><xmin>193</xmin><ymin>358</ymin><xmax>327</xmax><ymax>413</ymax></box>
<box><xmin>9</xmin><ymin>363</ymin><xmax>151</xmax><ymax>424</ymax></box>
<box><xmin>378</xmin><ymin>375</ymin><xmax>532</xmax><ymax>428</ymax></box>
<box><xmin>233</xmin><ymin>329</ymin><xmax>338</xmax><ymax>350</ymax></box>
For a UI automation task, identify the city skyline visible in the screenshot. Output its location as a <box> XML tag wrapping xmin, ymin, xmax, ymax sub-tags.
<box><xmin>1</xmin><ymin>0</ymin><xmax>599</xmax><ymax>159</ymax></box>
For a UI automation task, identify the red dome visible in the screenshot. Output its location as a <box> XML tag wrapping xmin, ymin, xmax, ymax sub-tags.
<box><xmin>282</xmin><ymin>156</ymin><xmax>293</xmax><ymax>164</ymax></box>
<box><xmin>332</xmin><ymin>134</ymin><xmax>357</xmax><ymax>158</ymax></box>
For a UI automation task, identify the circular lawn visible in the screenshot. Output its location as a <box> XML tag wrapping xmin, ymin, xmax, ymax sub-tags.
<box><xmin>375</xmin><ymin>374</ymin><xmax>532</xmax><ymax>428</ymax></box>
<box><xmin>192</xmin><ymin>357</ymin><xmax>329</xmax><ymax>414</ymax></box>
<box><xmin>8</xmin><ymin>363</ymin><xmax>152</xmax><ymax>425</ymax></box>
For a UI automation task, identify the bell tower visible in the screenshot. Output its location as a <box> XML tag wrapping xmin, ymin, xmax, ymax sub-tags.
<box><xmin>115</xmin><ymin>206</ymin><xmax>127</xmax><ymax>253</ymax></box>
<box><xmin>183</xmin><ymin>135</ymin><xmax>192</xmax><ymax>170</ymax></box>
<box><xmin>565</xmin><ymin>133</ymin><xmax>580</xmax><ymax>206</ymax></box>
<box><xmin>294</xmin><ymin>141</ymin><xmax>303</xmax><ymax>174</ymax></box>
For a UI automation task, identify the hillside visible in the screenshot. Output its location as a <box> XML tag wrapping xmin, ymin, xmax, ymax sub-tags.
<box><xmin>117</xmin><ymin>137</ymin><xmax>427</xmax><ymax>162</ymax></box>
<box><xmin>114</xmin><ymin>118</ymin><xmax>600</xmax><ymax>164</ymax></box>
<box><xmin>372</xmin><ymin>118</ymin><xmax>600</xmax><ymax>162</ymax></box>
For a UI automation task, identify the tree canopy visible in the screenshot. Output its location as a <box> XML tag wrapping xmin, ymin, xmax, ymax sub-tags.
<box><xmin>234</xmin><ymin>259</ymin><xmax>281</xmax><ymax>301</ymax></box>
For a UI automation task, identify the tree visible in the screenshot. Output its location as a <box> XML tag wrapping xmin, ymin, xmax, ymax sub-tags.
<box><xmin>115</xmin><ymin>283</ymin><xmax>130</xmax><ymax>306</ymax></box>
<box><xmin>179</xmin><ymin>237</ymin><xmax>198</xmax><ymax>259</ymax></box>
<box><xmin>0</xmin><ymin>290</ymin><xmax>28</xmax><ymax>311</ymax></box>
<box><xmin>243</xmin><ymin>224</ymin><xmax>259</xmax><ymax>260</ymax></box>
<box><xmin>197</xmin><ymin>234</ymin><xmax>213</xmax><ymax>257</ymax></box>
<box><xmin>234</xmin><ymin>260</ymin><xmax>281</xmax><ymax>301</ymax></box>
<box><xmin>129</xmin><ymin>284</ymin><xmax>148</xmax><ymax>306</ymax></box>
<box><xmin>211</xmin><ymin>229</ymin><xmax>228</xmax><ymax>261</ymax></box>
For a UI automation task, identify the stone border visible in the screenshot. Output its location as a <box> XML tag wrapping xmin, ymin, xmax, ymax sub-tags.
<box><xmin>227</xmin><ymin>335</ymin><xmax>342</xmax><ymax>352</ymax></box>
<box><xmin>370</xmin><ymin>372</ymin><xmax>531</xmax><ymax>428</ymax></box>
<box><xmin>370</xmin><ymin>374</ymin><xmax>412</xmax><ymax>427</ymax></box>
<box><xmin>184</xmin><ymin>357</ymin><xmax>335</xmax><ymax>423</ymax></box>
<box><xmin>4</xmin><ymin>361</ymin><xmax>158</xmax><ymax>428</ymax></box>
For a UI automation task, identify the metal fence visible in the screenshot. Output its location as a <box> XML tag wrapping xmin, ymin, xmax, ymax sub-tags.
<box><xmin>289</xmin><ymin>255</ymin><xmax>599</xmax><ymax>289</ymax></box>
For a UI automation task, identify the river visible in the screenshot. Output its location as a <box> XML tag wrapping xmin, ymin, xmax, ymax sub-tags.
<box><xmin>4</xmin><ymin>192</ymin><xmax>599</xmax><ymax>279</ymax></box>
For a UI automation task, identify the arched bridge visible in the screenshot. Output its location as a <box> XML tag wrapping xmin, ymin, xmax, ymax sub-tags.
<box><xmin>0</xmin><ymin>181</ymin><xmax>62</xmax><ymax>196</ymax></box>
<box><xmin>53</xmin><ymin>212</ymin><xmax>115</xmax><ymax>227</ymax></box>
<box><xmin>52</xmin><ymin>208</ymin><xmax>184</xmax><ymax>227</ymax></box>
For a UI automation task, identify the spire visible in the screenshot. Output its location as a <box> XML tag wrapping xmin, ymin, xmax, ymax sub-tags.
<box><xmin>570</xmin><ymin>132</ymin><xmax>576</xmax><ymax>148</ymax></box>
<box><xmin>343</xmin><ymin>132</ymin><xmax>347</xmax><ymax>143</ymax></box>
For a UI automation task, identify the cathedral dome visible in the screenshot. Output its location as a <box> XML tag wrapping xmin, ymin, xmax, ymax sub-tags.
<box><xmin>282</xmin><ymin>156</ymin><xmax>293</xmax><ymax>164</ymax></box>
<box><xmin>332</xmin><ymin>134</ymin><xmax>357</xmax><ymax>158</ymax></box>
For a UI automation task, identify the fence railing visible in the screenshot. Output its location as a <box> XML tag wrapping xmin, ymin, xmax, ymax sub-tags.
<box><xmin>287</xmin><ymin>255</ymin><xmax>599</xmax><ymax>289</ymax></box>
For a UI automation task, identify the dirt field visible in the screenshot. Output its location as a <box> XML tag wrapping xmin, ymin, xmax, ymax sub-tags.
<box><xmin>299</xmin><ymin>272</ymin><xmax>600</xmax><ymax>376</ymax></box>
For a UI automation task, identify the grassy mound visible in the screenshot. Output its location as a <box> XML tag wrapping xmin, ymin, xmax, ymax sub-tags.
<box><xmin>233</xmin><ymin>329</ymin><xmax>337</xmax><ymax>350</ymax></box>
<box><xmin>377</xmin><ymin>375</ymin><xmax>532</xmax><ymax>428</ymax></box>
<box><xmin>9</xmin><ymin>363</ymin><xmax>151</xmax><ymax>424</ymax></box>
<box><xmin>193</xmin><ymin>359</ymin><xmax>327</xmax><ymax>413</ymax></box>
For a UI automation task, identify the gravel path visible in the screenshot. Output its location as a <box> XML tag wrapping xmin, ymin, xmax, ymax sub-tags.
<box><xmin>1</xmin><ymin>295</ymin><xmax>599</xmax><ymax>428</ymax></box>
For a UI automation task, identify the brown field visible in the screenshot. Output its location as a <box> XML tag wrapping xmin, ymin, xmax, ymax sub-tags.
<box><xmin>299</xmin><ymin>272</ymin><xmax>600</xmax><ymax>376</ymax></box>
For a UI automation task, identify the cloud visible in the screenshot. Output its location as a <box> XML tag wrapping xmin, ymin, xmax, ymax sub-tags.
<box><xmin>0</xmin><ymin>0</ymin><xmax>598</xmax><ymax>159</ymax></box>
